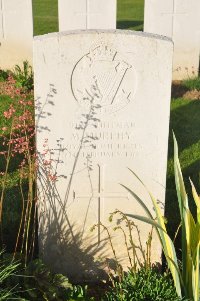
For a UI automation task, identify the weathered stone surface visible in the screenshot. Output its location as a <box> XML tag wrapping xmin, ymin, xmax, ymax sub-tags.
<box><xmin>34</xmin><ymin>30</ymin><xmax>173</xmax><ymax>281</ymax></box>
<box><xmin>144</xmin><ymin>0</ymin><xmax>200</xmax><ymax>80</ymax></box>
<box><xmin>0</xmin><ymin>0</ymin><xmax>33</xmax><ymax>69</ymax></box>
<box><xmin>58</xmin><ymin>0</ymin><xmax>116</xmax><ymax>31</ymax></box>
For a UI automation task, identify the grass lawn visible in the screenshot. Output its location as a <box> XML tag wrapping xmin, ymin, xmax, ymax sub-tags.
<box><xmin>32</xmin><ymin>0</ymin><xmax>145</xmax><ymax>35</ymax></box>
<box><xmin>1</xmin><ymin>0</ymin><xmax>200</xmax><ymax>252</ymax></box>
<box><xmin>117</xmin><ymin>0</ymin><xmax>144</xmax><ymax>31</ymax></box>
<box><xmin>32</xmin><ymin>0</ymin><xmax>58</xmax><ymax>35</ymax></box>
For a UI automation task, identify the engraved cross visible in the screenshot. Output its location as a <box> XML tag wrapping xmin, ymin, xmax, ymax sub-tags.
<box><xmin>74</xmin><ymin>0</ymin><xmax>102</xmax><ymax>29</ymax></box>
<box><xmin>161</xmin><ymin>0</ymin><xmax>188</xmax><ymax>37</ymax></box>
<box><xmin>73</xmin><ymin>165</ymin><xmax>129</xmax><ymax>244</ymax></box>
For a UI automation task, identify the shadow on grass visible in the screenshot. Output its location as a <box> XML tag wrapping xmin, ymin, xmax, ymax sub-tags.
<box><xmin>0</xmin><ymin>137</ymin><xmax>25</xmax><ymax>174</ymax></box>
<box><xmin>171</xmin><ymin>83</ymin><xmax>189</xmax><ymax>99</ymax></box>
<box><xmin>1</xmin><ymin>183</ymin><xmax>28</xmax><ymax>251</ymax></box>
<box><xmin>117</xmin><ymin>20</ymin><xmax>143</xmax><ymax>30</ymax></box>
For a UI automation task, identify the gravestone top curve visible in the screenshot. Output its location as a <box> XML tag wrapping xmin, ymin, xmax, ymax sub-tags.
<box><xmin>34</xmin><ymin>29</ymin><xmax>173</xmax><ymax>43</ymax></box>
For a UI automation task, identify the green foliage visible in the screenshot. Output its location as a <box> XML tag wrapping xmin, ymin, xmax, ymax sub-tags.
<box><xmin>21</xmin><ymin>259</ymin><xmax>72</xmax><ymax>300</ymax></box>
<box><xmin>173</xmin><ymin>134</ymin><xmax>200</xmax><ymax>301</ymax></box>
<box><xmin>117</xmin><ymin>0</ymin><xmax>144</xmax><ymax>31</ymax></box>
<box><xmin>183</xmin><ymin>76</ymin><xmax>200</xmax><ymax>91</ymax></box>
<box><xmin>0</xmin><ymin>250</ymin><xmax>20</xmax><ymax>300</ymax></box>
<box><xmin>13</xmin><ymin>61</ymin><xmax>33</xmax><ymax>91</ymax></box>
<box><xmin>104</xmin><ymin>268</ymin><xmax>182</xmax><ymax>301</ymax></box>
<box><xmin>10</xmin><ymin>259</ymin><xmax>93</xmax><ymax>301</ymax></box>
<box><xmin>67</xmin><ymin>285</ymin><xmax>94</xmax><ymax>301</ymax></box>
<box><xmin>122</xmin><ymin>135</ymin><xmax>200</xmax><ymax>301</ymax></box>
<box><xmin>166</xmin><ymin>99</ymin><xmax>200</xmax><ymax>245</ymax></box>
<box><xmin>0</xmin><ymin>70</ymin><xmax>9</xmax><ymax>82</ymax></box>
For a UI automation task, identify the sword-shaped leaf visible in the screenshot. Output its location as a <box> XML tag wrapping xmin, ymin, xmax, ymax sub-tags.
<box><xmin>125</xmin><ymin>214</ymin><xmax>167</xmax><ymax>233</ymax></box>
<box><xmin>121</xmin><ymin>183</ymin><xmax>154</xmax><ymax>220</ymax></box>
<box><xmin>190</xmin><ymin>179</ymin><xmax>200</xmax><ymax>225</ymax></box>
<box><xmin>192</xmin><ymin>243</ymin><xmax>200</xmax><ymax>301</ymax></box>
<box><xmin>173</xmin><ymin>133</ymin><xmax>189</xmax><ymax>286</ymax></box>
<box><xmin>122</xmin><ymin>173</ymin><xmax>182</xmax><ymax>297</ymax></box>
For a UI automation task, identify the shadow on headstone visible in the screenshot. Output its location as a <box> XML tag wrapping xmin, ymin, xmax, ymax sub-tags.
<box><xmin>36</xmin><ymin>84</ymin><xmax>113</xmax><ymax>282</ymax></box>
<box><xmin>40</xmin><ymin>211</ymin><xmax>109</xmax><ymax>283</ymax></box>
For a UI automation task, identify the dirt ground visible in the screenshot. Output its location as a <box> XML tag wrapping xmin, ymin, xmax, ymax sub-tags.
<box><xmin>172</xmin><ymin>80</ymin><xmax>200</xmax><ymax>100</ymax></box>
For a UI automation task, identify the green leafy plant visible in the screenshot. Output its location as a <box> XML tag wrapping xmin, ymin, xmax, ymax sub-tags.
<box><xmin>10</xmin><ymin>259</ymin><xmax>93</xmax><ymax>301</ymax></box>
<box><xmin>0</xmin><ymin>249</ymin><xmax>21</xmax><ymax>300</ymax></box>
<box><xmin>16</xmin><ymin>259</ymin><xmax>74</xmax><ymax>300</ymax></box>
<box><xmin>68</xmin><ymin>285</ymin><xmax>94</xmax><ymax>301</ymax></box>
<box><xmin>0</xmin><ymin>70</ymin><xmax>9</xmax><ymax>82</ymax></box>
<box><xmin>122</xmin><ymin>134</ymin><xmax>200</xmax><ymax>301</ymax></box>
<box><xmin>13</xmin><ymin>61</ymin><xmax>33</xmax><ymax>91</ymax></box>
<box><xmin>103</xmin><ymin>267</ymin><xmax>182</xmax><ymax>301</ymax></box>
<box><xmin>183</xmin><ymin>76</ymin><xmax>200</xmax><ymax>91</ymax></box>
<box><xmin>109</xmin><ymin>210</ymin><xmax>153</xmax><ymax>272</ymax></box>
<box><xmin>0</xmin><ymin>79</ymin><xmax>35</xmax><ymax>263</ymax></box>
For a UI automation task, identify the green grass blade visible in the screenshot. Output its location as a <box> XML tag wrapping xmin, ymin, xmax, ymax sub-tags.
<box><xmin>150</xmin><ymin>192</ymin><xmax>182</xmax><ymax>297</ymax></box>
<box><xmin>166</xmin><ymin>255</ymin><xmax>184</xmax><ymax>287</ymax></box>
<box><xmin>190</xmin><ymin>179</ymin><xmax>200</xmax><ymax>224</ymax></box>
<box><xmin>192</xmin><ymin>243</ymin><xmax>199</xmax><ymax>301</ymax></box>
<box><xmin>121</xmin><ymin>184</ymin><xmax>154</xmax><ymax>220</ymax></box>
<box><xmin>173</xmin><ymin>132</ymin><xmax>188</xmax><ymax>216</ymax></box>
<box><xmin>126</xmin><ymin>214</ymin><xmax>167</xmax><ymax>233</ymax></box>
<box><xmin>173</xmin><ymin>133</ymin><xmax>189</xmax><ymax>286</ymax></box>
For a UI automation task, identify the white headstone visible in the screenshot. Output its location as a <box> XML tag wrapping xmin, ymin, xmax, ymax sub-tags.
<box><xmin>0</xmin><ymin>0</ymin><xmax>33</xmax><ymax>69</ymax></box>
<box><xmin>58</xmin><ymin>0</ymin><xmax>116</xmax><ymax>31</ymax></box>
<box><xmin>144</xmin><ymin>0</ymin><xmax>200</xmax><ymax>80</ymax></box>
<box><xmin>34</xmin><ymin>30</ymin><xmax>173</xmax><ymax>281</ymax></box>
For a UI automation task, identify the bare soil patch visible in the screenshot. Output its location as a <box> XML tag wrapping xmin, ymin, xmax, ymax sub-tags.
<box><xmin>172</xmin><ymin>80</ymin><xmax>200</xmax><ymax>100</ymax></box>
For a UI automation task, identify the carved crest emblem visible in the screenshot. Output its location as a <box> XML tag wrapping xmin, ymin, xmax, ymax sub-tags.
<box><xmin>71</xmin><ymin>42</ymin><xmax>136</xmax><ymax>114</ymax></box>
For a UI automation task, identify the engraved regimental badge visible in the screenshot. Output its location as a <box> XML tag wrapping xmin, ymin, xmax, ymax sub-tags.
<box><xmin>71</xmin><ymin>42</ymin><xmax>137</xmax><ymax>114</ymax></box>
